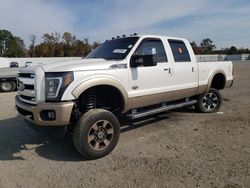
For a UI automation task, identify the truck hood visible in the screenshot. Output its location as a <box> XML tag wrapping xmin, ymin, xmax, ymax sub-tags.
<box><xmin>39</xmin><ymin>58</ymin><xmax>123</xmax><ymax>72</ymax></box>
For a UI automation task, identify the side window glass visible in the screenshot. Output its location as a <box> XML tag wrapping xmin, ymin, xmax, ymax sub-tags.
<box><xmin>133</xmin><ymin>39</ymin><xmax>168</xmax><ymax>63</ymax></box>
<box><xmin>168</xmin><ymin>40</ymin><xmax>191</xmax><ymax>62</ymax></box>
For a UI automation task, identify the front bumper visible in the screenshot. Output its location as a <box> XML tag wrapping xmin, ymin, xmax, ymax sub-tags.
<box><xmin>15</xmin><ymin>96</ymin><xmax>74</xmax><ymax>126</ymax></box>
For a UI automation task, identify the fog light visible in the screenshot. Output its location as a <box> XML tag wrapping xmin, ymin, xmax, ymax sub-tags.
<box><xmin>48</xmin><ymin>111</ymin><xmax>55</xmax><ymax>120</ymax></box>
<box><xmin>40</xmin><ymin>110</ymin><xmax>56</xmax><ymax>121</ymax></box>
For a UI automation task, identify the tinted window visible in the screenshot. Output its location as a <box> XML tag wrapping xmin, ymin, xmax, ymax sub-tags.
<box><xmin>133</xmin><ymin>39</ymin><xmax>168</xmax><ymax>63</ymax></box>
<box><xmin>169</xmin><ymin>40</ymin><xmax>191</xmax><ymax>62</ymax></box>
<box><xmin>86</xmin><ymin>37</ymin><xmax>139</xmax><ymax>60</ymax></box>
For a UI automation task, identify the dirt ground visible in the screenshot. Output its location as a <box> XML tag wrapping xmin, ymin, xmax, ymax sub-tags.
<box><xmin>0</xmin><ymin>62</ymin><xmax>249</xmax><ymax>188</ymax></box>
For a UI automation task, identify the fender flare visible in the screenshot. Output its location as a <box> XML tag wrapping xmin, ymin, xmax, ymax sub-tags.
<box><xmin>72</xmin><ymin>77</ymin><xmax>130</xmax><ymax>112</ymax></box>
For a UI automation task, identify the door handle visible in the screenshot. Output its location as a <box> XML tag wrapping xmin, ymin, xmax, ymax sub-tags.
<box><xmin>164</xmin><ymin>68</ymin><xmax>171</xmax><ymax>74</ymax></box>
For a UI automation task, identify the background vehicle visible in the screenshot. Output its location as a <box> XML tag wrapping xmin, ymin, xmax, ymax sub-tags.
<box><xmin>25</xmin><ymin>61</ymin><xmax>32</xmax><ymax>67</ymax></box>
<box><xmin>15</xmin><ymin>34</ymin><xmax>233</xmax><ymax>159</ymax></box>
<box><xmin>0</xmin><ymin>68</ymin><xmax>18</xmax><ymax>92</ymax></box>
<box><xmin>10</xmin><ymin>61</ymin><xmax>19</xmax><ymax>68</ymax></box>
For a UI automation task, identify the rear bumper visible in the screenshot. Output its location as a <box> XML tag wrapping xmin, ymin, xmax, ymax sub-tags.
<box><xmin>15</xmin><ymin>96</ymin><xmax>74</xmax><ymax>126</ymax></box>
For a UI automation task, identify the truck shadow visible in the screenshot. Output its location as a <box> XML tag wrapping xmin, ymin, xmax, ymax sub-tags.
<box><xmin>0</xmin><ymin>112</ymin><xmax>176</xmax><ymax>162</ymax></box>
<box><xmin>0</xmin><ymin>116</ymin><xmax>83</xmax><ymax>161</ymax></box>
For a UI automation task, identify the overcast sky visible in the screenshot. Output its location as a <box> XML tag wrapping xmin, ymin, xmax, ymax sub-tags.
<box><xmin>0</xmin><ymin>0</ymin><xmax>250</xmax><ymax>48</ymax></box>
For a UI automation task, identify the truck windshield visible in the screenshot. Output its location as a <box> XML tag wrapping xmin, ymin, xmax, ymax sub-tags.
<box><xmin>86</xmin><ymin>37</ymin><xmax>139</xmax><ymax>60</ymax></box>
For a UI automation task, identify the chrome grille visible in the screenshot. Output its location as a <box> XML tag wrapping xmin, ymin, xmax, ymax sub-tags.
<box><xmin>17</xmin><ymin>73</ymin><xmax>36</xmax><ymax>104</ymax></box>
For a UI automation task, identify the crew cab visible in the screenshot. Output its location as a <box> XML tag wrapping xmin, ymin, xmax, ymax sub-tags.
<box><xmin>15</xmin><ymin>34</ymin><xmax>233</xmax><ymax>159</ymax></box>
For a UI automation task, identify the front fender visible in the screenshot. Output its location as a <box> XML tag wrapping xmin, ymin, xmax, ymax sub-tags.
<box><xmin>71</xmin><ymin>77</ymin><xmax>130</xmax><ymax>112</ymax></box>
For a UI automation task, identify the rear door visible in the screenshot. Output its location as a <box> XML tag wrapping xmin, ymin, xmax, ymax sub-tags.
<box><xmin>167</xmin><ymin>39</ymin><xmax>198</xmax><ymax>93</ymax></box>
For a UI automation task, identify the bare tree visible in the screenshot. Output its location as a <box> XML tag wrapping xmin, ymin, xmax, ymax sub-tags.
<box><xmin>29</xmin><ymin>34</ymin><xmax>37</xmax><ymax>57</ymax></box>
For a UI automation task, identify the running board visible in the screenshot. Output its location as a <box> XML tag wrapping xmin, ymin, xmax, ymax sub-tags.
<box><xmin>127</xmin><ymin>100</ymin><xmax>197</xmax><ymax>120</ymax></box>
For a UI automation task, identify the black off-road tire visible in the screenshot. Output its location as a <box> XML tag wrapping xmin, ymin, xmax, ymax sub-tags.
<box><xmin>73</xmin><ymin>109</ymin><xmax>120</xmax><ymax>159</ymax></box>
<box><xmin>195</xmin><ymin>88</ymin><xmax>222</xmax><ymax>113</ymax></box>
<box><xmin>0</xmin><ymin>81</ymin><xmax>16</xmax><ymax>92</ymax></box>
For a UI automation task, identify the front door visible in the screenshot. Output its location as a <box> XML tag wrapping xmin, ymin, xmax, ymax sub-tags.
<box><xmin>128</xmin><ymin>38</ymin><xmax>171</xmax><ymax>108</ymax></box>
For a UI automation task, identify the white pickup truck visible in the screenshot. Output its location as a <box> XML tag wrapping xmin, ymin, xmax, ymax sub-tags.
<box><xmin>15</xmin><ymin>34</ymin><xmax>233</xmax><ymax>159</ymax></box>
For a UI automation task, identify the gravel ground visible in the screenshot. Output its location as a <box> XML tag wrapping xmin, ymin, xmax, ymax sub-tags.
<box><xmin>0</xmin><ymin>62</ymin><xmax>249</xmax><ymax>188</ymax></box>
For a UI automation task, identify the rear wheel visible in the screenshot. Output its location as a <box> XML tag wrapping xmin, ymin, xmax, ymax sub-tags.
<box><xmin>73</xmin><ymin>109</ymin><xmax>120</xmax><ymax>159</ymax></box>
<box><xmin>195</xmin><ymin>88</ymin><xmax>222</xmax><ymax>113</ymax></box>
<box><xmin>0</xmin><ymin>81</ymin><xmax>16</xmax><ymax>92</ymax></box>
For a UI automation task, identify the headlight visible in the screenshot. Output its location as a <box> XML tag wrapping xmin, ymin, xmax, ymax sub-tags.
<box><xmin>46</xmin><ymin>77</ymin><xmax>62</xmax><ymax>98</ymax></box>
<box><xmin>45</xmin><ymin>72</ymin><xmax>74</xmax><ymax>101</ymax></box>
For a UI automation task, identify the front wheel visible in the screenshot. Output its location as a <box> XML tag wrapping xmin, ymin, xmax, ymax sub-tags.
<box><xmin>195</xmin><ymin>88</ymin><xmax>222</xmax><ymax>113</ymax></box>
<box><xmin>73</xmin><ymin>109</ymin><xmax>120</xmax><ymax>159</ymax></box>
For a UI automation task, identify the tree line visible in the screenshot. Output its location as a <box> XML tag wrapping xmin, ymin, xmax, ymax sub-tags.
<box><xmin>0</xmin><ymin>29</ymin><xmax>100</xmax><ymax>57</ymax></box>
<box><xmin>0</xmin><ymin>29</ymin><xmax>249</xmax><ymax>57</ymax></box>
<box><xmin>190</xmin><ymin>38</ymin><xmax>250</xmax><ymax>55</ymax></box>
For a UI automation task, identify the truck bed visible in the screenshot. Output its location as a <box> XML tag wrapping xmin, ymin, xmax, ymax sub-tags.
<box><xmin>197</xmin><ymin>61</ymin><xmax>233</xmax><ymax>86</ymax></box>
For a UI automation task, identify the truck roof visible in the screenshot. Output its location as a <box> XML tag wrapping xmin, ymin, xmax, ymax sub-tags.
<box><xmin>108</xmin><ymin>34</ymin><xmax>188</xmax><ymax>42</ymax></box>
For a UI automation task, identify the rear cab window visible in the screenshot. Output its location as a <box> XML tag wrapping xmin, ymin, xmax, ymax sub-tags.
<box><xmin>168</xmin><ymin>39</ymin><xmax>191</xmax><ymax>62</ymax></box>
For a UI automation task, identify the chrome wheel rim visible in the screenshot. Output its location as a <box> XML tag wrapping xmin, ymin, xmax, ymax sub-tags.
<box><xmin>202</xmin><ymin>92</ymin><xmax>219</xmax><ymax>111</ymax></box>
<box><xmin>2</xmin><ymin>82</ymin><xmax>12</xmax><ymax>91</ymax></box>
<box><xmin>88</xmin><ymin>120</ymin><xmax>114</xmax><ymax>151</ymax></box>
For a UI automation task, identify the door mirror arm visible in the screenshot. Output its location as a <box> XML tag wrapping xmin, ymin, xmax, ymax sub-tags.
<box><xmin>130</xmin><ymin>55</ymin><xmax>142</xmax><ymax>68</ymax></box>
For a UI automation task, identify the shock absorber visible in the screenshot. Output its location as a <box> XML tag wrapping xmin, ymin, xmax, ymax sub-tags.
<box><xmin>84</xmin><ymin>89</ymin><xmax>96</xmax><ymax>111</ymax></box>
